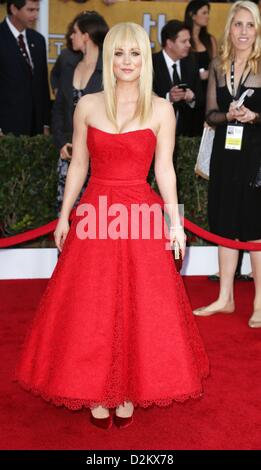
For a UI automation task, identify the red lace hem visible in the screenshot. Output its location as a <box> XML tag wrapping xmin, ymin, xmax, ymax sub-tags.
<box><xmin>15</xmin><ymin>373</ymin><xmax>209</xmax><ymax>411</ymax></box>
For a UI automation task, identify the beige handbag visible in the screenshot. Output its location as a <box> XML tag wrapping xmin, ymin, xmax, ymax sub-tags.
<box><xmin>195</xmin><ymin>126</ymin><xmax>215</xmax><ymax>180</ymax></box>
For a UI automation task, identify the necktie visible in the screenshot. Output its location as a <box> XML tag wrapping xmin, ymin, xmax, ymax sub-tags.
<box><xmin>17</xmin><ymin>34</ymin><xmax>33</xmax><ymax>73</ymax></box>
<box><xmin>172</xmin><ymin>63</ymin><xmax>180</xmax><ymax>85</ymax></box>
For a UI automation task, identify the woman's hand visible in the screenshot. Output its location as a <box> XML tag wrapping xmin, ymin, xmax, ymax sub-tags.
<box><xmin>60</xmin><ymin>143</ymin><xmax>72</xmax><ymax>160</ymax></box>
<box><xmin>170</xmin><ymin>227</ymin><xmax>187</xmax><ymax>259</ymax></box>
<box><xmin>54</xmin><ymin>217</ymin><xmax>70</xmax><ymax>252</ymax></box>
<box><xmin>234</xmin><ymin>105</ymin><xmax>257</xmax><ymax>123</ymax></box>
<box><xmin>226</xmin><ymin>102</ymin><xmax>245</xmax><ymax>121</ymax></box>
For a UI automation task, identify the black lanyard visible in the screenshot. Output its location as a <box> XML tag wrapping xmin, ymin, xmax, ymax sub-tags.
<box><xmin>230</xmin><ymin>61</ymin><xmax>249</xmax><ymax>100</ymax></box>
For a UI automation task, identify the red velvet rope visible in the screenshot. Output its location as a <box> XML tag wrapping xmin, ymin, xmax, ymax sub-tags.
<box><xmin>0</xmin><ymin>216</ymin><xmax>260</xmax><ymax>251</ymax></box>
<box><xmin>0</xmin><ymin>220</ymin><xmax>57</xmax><ymax>248</ymax></box>
<box><xmin>184</xmin><ymin>218</ymin><xmax>261</xmax><ymax>251</ymax></box>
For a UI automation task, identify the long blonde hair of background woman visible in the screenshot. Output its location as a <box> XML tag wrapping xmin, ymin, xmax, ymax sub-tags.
<box><xmin>220</xmin><ymin>0</ymin><xmax>261</xmax><ymax>74</ymax></box>
<box><xmin>102</xmin><ymin>22</ymin><xmax>153</xmax><ymax>131</ymax></box>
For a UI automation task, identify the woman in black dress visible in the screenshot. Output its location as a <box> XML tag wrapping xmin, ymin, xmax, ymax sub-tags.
<box><xmin>52</xmin><ymin>11</ymin><xmax>109</xmax><ymax>215</ymax></box>
<box><xmin>193</xmin><ymin>1</ymin><xmax>261</xmax><ymax>328</ymax></box>
<box><xmin>184</xmin><ymin>0</ymin><xmax>217</xmax><ymax>135</ymax></box>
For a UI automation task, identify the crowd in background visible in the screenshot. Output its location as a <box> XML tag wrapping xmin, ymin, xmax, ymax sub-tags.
<box><xmin>1</xmin><ymin>0</ymin><xmax>260</xmax><ymax>141</ymax></box>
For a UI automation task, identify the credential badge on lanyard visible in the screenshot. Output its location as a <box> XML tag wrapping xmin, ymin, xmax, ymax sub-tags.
<box><xmin>225</xmin><ymin>62</ymin><xmax>253</xmax><ymax>151</ymax></box>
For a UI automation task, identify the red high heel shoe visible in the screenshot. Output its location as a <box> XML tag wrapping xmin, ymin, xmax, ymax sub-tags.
<box><xmin>113</xmin><ymin>414</ymin><xmax>133</xmax><ymax>429</ymax></box>
<box><xmin>90</xmin><ymin>412</ymin><xmax>112</xmax><ymax>430</ymax></box>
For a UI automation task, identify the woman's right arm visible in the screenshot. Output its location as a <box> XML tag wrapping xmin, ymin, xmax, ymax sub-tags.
<box><xmin>206</xmin><ymin>59</ymin><xmax>247</xmax><ymax>126</ymax></box>
<box><xmin>205</xmin><ymin>60</ymin><xmax>228</xmax><ymax>126</ymax></box>
<box><xmin>54</xmin><ymin>98</ymin><xmax>89</xmax><ymax>251</ymax></box>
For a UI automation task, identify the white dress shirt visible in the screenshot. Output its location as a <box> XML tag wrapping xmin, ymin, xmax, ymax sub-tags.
<box><xmin>162</xmin><ymin>49</ymin><xmax>182</xmax><ymax>122</ymax></box>
<box><xmin>162</xmin><ymin>49</ymin><xmax>181</xmax><ymax>84</ymax></box>
<box><xmin>6</xmin><ymin>16</ymin><xmax>34</xmax><ymax>69</ymax></box>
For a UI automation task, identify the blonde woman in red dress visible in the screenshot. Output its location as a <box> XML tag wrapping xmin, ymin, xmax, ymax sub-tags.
<box><xmin>16</xmin><ymin>23</ymin><xmax>209</xmax><ymax>429</ymax></box>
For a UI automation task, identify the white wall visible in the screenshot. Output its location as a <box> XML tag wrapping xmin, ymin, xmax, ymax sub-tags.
<box><xmin>0</xmin><ymin>249</ymin><xmax>57</xmax><ymax>279</ymax></box>
<box><xmin>0</xmin><ymin>247</ymin><xmax>251</xmax><ymax>279</ymax></box>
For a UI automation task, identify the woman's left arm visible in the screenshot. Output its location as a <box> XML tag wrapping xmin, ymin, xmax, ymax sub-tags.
<box><xmin>154</xmin><ymin>99</ymin><xmax>186</xmax><ymax>257</ymax></box>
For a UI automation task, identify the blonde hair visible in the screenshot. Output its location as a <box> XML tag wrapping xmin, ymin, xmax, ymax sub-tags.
<box><xmin>102</xmin><ymin>22</ymin><xmax>153</xmax><ymax>130</ymax></box>
<box><xmin>220</xmin><ymin>1</ymin><xmax>261</xmax><ymax>74</ymax></box>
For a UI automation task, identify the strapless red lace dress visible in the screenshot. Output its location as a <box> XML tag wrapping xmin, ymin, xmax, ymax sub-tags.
<box><xmin>15</xmin><ymin>126</ymin><xmax>209</xmax><ymax>410</ymax></box>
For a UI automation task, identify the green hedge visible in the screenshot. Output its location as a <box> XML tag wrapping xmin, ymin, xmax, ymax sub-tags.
<box><xmin>0</xmin><ymin>135</ymin><xmax>208</xmax><ymax>244</ymax></box>
<box><xmin>0</xmin><ymin>135</ymin><xmax>58</xmax><ymax>237</ymax></box>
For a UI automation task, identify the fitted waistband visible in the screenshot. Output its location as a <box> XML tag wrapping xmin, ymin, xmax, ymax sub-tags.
<box><xmin>90</xmin><ymin>176</ymin><xmax>147</xmax><ymax>186</ymax></box>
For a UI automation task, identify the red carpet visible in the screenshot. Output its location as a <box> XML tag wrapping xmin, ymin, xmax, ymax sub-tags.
<box><xmin>0</xmin><ymin>277</ymin><xmax>260</xmax><ymax>450</ymax></box>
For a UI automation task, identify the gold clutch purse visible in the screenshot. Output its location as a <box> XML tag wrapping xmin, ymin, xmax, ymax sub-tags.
<box><xmin>172</xmin><ymin>242</ymin><xmax>183</xmax><ymax>273</ymax></box>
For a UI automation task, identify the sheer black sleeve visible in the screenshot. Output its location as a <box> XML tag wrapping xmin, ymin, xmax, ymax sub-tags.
<box><xmin>205</xmin><ymin>59</ymin><xmax>227</xmax><ymax>126</ymax></box>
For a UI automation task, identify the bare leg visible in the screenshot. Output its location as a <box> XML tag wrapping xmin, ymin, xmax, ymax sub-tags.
<box><xmin>249</xmin><ymin>241</ymin><xmax>261</xmax><ymax>327</ymax></box>
<box><xmin>193</xmin><ymin>246</ymin><xmax>238</xmax><ymax>316</ymax></box>
<box><xmin>218</xmin><ymin>246</ymin><xmax>239</xmax><ymax>304</ymax></box>
<box><xmin>115</xmin><ymin>401</ymin><xmax>134</xmax><ymax>418</ymax></box>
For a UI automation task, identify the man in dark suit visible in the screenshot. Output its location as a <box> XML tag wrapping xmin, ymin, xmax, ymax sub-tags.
<box><xmin>0</xmin><ymin>0</ymin><xmax>50</xmax><ymax>136</ymax></box>
<box><xmin>153</xmin><ymin>20</ymin><xmax>202</xmax><ymax>137</ymax></box>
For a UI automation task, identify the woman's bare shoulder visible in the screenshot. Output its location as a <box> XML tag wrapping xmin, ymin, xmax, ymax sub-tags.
<box><xmin>152</xmin><ymin>95</ymin><xmax>175</xmax><ymax>119</ymax></box>
<box><xmin>76</xmin><ymin>92</ymin><xmax>104</xmax><ymax>121</ymax></box>
<box><xmin>78</xmin><ymin>91</ymin><xmax>104</xmax><ymax>107</ymax></box>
